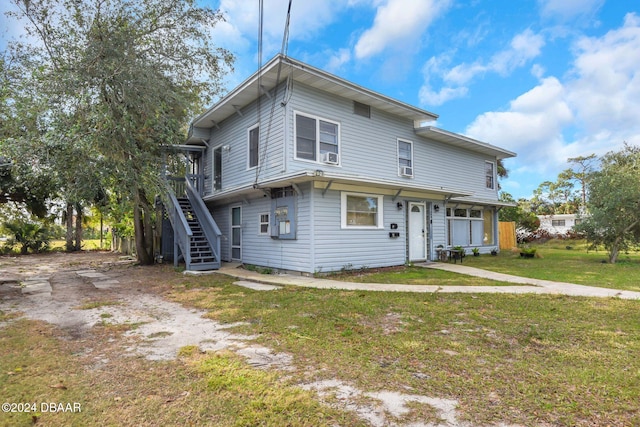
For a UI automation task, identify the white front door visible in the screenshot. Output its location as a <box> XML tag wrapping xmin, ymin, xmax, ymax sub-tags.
<box><xmin>408</xmin><ymin>202</ymin><xmax>427</xmax><ymax>261</ymax></box>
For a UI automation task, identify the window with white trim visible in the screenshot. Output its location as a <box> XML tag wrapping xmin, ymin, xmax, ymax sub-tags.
<box><xmin>447</xmin><ymin>207</ymin><xmax>495</xmax><ymax>246</ymax></box>
<box><xmin>248</xmin><ymin>124</ymin><xmax>259</xmax><ymax>169</ymax></box>
<box><xmin>398</xmin><ymin>139</ymin><xmax>413</xmax><ymax>176</ymax></box>
<box><xmin>259</xmin><ymin>213</ymin><xmax>269</xmax><ymax>235</ymax></box>
<box><xmin>485</xmin><ymin>161</ymin><xmax>495</xmax><ymax>189</ymax></box>
<box><xmin>295</xmin><ymin>112</ymin><xmax>339</xmax><ymax>162</ymax></box>
<box><xmin>341</xmin><ymin>192</ymin><xmax>384</xmax><ymax>229</ymax></box>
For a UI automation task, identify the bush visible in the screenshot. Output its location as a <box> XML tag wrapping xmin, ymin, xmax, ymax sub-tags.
<box><xmin>2</xmin><ymin>220</ymin><xmax>51</xmax><ymax>254</ymax></box>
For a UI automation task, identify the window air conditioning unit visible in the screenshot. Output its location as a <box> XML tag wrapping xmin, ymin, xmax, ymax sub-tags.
<box><xmin>401</xmin><ymin>166</ymin><xmax>413</xmax><ymax>177</ymax></box>
<box><xmin>323</xmin><ymin>152</ymin><xmax>339</xmax><ymax>164</ymax></box>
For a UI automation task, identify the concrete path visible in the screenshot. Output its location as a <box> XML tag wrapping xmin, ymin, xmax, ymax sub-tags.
<box><xmin>211</xmin><ymin>262</ymin><xmax>640</xmax><ymax>300</ymax></box>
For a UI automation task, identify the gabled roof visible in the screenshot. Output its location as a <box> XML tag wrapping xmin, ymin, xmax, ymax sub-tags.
<box><xmin>415</xmin><ymin>127</ymin><xmax>516</xmax><ymax>160</ymax></box>
<box><xmin>190</xmin><ymin>55</ymin><xmax>439</xmax><ymax>129</ymax></box>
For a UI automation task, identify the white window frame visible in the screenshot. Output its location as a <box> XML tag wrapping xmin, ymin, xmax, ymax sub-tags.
<box><xmin>485</xmin><ymin>161</ymin><xmax>496</xmax><ymax>190</ymax></box>
<box><xmin>340</xmin><ymin>192</ymin><xmax>384</xmax><ymax>229</ymax></box>
<box><xmin>397</xmin><ymin>139</ymin><xmax>414</xmax><ymax>177</ymax></box>
<box><xmin>446</xmin><ymin>207</ymin><xmax>494</xmax><ymax>246</ymax></box>
<box><xmin>294</xmin><ymin>111</ymin><xmax>340</xmax><ymax>164</ymax></box>
<box><xmin>247</xmin><ymin>123</ymin><xmax>260</xmax><ymax>170</ymax></box>
<box><xmin>258</xmin><ymin>212</ymin><xmax>270</xmax><ymax>235</ymax></box>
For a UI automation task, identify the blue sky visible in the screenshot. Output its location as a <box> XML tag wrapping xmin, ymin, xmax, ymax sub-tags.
<box><xmin>2</xmin><ymin>1</ymin><xmax>639</xmax><ymax>199</ymax></box>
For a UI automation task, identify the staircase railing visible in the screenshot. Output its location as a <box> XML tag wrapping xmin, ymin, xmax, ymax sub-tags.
<box><xmin>185</xmin><ymin>178</ymin><xmax>221</xmax><ymax>266</ymax></box>
<box><xmin>164</xmin><ymin>180</ymin><xmax>193</xmax><ymax>268</ymax></box>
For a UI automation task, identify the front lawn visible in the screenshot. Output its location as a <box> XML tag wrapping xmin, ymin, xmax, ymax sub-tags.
<box><xmin>171</xmin><ymin>274</ymin><xmax>640</xmax><ymax>427</ymax></box>
<box><xmin>325</xmin><ymin>265</ymin><xmax>518</xmax><ymax>286</ymax></box>
<box><xmin>463</xmin><ymin>239</ymin><xmax>640</xmax><ymax>292</ymax></box>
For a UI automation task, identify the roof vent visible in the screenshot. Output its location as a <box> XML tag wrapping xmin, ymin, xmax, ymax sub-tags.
<box><xmin>353</xmin><ymin>101</ymin><xmax>371</xmax><ymax>118</ymax></box>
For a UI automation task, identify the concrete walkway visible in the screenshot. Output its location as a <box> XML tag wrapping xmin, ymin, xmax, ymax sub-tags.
<box><xmin>210</xmin><ymin>262</ymin><xmax>640</xmax><ymax>300</ymax></box>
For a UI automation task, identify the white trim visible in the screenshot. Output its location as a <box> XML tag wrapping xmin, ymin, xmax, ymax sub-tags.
<box><xmin>485</xmin><ymin>160</ymin><xmax>496</xmax><ymax>190</ymax></box>
<box><xmin>397</xmin><ymin>139</ymin><xmax>414</xmax><ymax>178</ymax></box>
<box><xmin>247</xmin><ymin>122</ymin><xmax>260</xmax><ymax>170</ymax></box>
<box><xmin>293</xmin><ymin>110</ymin><xmax>341</xmax><ymax>165</ymax></box>
<box><xmin>258</xmin><ymin>212</ymin><xmax>270</xmax><ymax>235</ymax></box>
<box><xmin>408</xmin><ymin>201</ymin><xmax>427</xmax><ymax>261</ymax></box>
<box><xmin>340</xmin><ymin>192</ymin><xmax>384</xmax><ymax>229</ymax></box>
<box><xmin>230</xmin><ymin>205</ymin><xmax>242</xmax><ymax>261</ymax></box>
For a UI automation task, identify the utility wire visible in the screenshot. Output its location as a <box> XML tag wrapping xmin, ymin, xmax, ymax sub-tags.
<box><xmin>255</xmin><ymin>0</ymin><xmax>293</xmax><ymax>185</ymax></box>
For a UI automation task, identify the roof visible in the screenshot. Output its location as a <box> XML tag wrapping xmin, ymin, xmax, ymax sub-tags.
<box><xmin>415</xmin><ymin>127</ymin><xmax>516</xmax><ymax>160</ymax></box>
<box><xmin>190</xmin><ymin>55</ymin><xmax>439</xmax><ymax>130</ymax></box>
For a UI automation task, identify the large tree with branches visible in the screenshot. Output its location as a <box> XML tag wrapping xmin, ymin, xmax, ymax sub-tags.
<box><xmin>2</xmin><ymin>0</ymin><xmax>233</xmax><ymax>263</ymax></box>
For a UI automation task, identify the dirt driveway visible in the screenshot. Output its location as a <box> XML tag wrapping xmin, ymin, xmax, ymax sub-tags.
<box><xmin>0</xmin><ymin>251</ymin><xmax>517</xmax><ymax>427</ymax></box>
<box><xmin>0</xmin><ymin>251</ymin><xmax>290</xmax><ymax>367</ymax></box>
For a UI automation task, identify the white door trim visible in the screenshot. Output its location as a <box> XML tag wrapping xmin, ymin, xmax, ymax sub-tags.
<box><xmin>408</xmin><ymin>202</ymin><xmax>427</xmax><ymax>261</ymax></box>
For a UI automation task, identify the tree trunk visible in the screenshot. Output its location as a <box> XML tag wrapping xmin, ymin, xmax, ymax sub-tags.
<box><xmin>609</xmin><ymin>244</ymin><xmax>620</xmax><ymax>264</ymax></box>
<box><xmin>134</xmin><ymin>188</ymin><xmax>155</xmax><ymax>265</ymax></box>
<box><xmin>74</xmin><ymin>202</ymin><xmax>83</xmax><ymax>251</ymax></box>
<box><xmin>65</xmin><ymin>202</ymin><xmax>74</xmax><ymax>251</ymax></box>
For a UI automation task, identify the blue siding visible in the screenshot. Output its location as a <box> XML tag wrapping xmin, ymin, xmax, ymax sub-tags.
<box><xmin>285</xmin><ymin>82</ymin><xmax>499</xmax><ymax>198</ymax></box>
<box><xmin>203</xmin><ymin>88</ymin><xmax>287</xmax><ymax>197</ymax></box>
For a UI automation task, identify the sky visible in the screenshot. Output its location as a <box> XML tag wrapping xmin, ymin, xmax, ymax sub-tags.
<box><xmin>2</xmin><ymin>0</ymin><xmax>639</xmax><ymax>199</ymax></box>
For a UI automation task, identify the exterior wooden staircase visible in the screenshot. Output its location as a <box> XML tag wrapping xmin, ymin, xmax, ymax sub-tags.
<box><xmin>164</xmin><ymin>177</ymin><xmax>222</xmax><ymax>271</ymax></box>
<box><xmin>177</xmin><ymin>197</ymin><xmax>218</xmax><ymax>269</ymax></box>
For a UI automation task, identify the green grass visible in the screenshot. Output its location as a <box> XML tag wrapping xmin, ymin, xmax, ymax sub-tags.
<box><xmin>0</xmin><ymin>318</ymin><xmax>362</xmax><ymax>427</ymax></box>
<box><xmin>463</xmin><ymin>239</ymin><xmax>640</xmax><ymax>291</ymax></box>
<box><xmin>326</xmin><ymin>265</ymin><xmax>519</xmax><ymax>286</ymax></box>
<box><xmin>169</xmin><ymin>273</ymin><xmax>640</xmax><ymax>427</ymax></box>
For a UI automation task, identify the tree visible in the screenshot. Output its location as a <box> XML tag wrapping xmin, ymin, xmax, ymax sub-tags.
<box><xmin>575</xmin><ymin>144</ymin><xmax>640</xmax><ymax>263</ymax></box>
<box><xmin>558</xmin><ymin>154</ymin><xmax>597</xmax><ymax>211</ymax></box>
<box><xmin>498</xmin><ymin>192</ymin><xmax>539</xmax><ymax>232</ymax></box>
<box><xmin>3</xmin><ymin>0</ymin><xmax>233</xmax><ymax>264</ymax></box>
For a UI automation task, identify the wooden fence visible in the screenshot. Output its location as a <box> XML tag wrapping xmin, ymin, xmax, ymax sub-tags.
<box><xmin>498</xmin><ymin>221</ymin><xmax>517</xmax><ymax>250</ymax></box>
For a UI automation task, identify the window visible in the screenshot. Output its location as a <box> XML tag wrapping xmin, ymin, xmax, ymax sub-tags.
<box><xmin>213</xmin><ymin>146</ymin><xmax>222</xmax><ymax>191</ymax></box>
<box><xmin>248</xmin><ymin>124</ymin><xmax>259</xmax><ymax>169</ymax></box>
<box><xmin>485</xmin><ymin>161</ymin><xmax>495</xmax><ymax>189</ymax></box>
<box><xmin>447</xmin><ymin>207</ymin><xmax>495</xmax><ymax>246</ymax></box>
<box><xmin>341</xmin><ymin>192</ymin><xmax>384</xmax><ymax>229</ymax></box>
<box><xmin>398</xmin><ymin>139</ymin><xmax>413</xmax><ymax>176</ymax></box>
<box><xmin>552</xmin><ymin>219</ymin><xmax>566</xmax><ymax>227</ymax></box>
<box><xmin>259</xmin><ymin>213</ymin><xmax>269</xmax><ymax>235</ymax></box>
<box><xmin>295</xmin><ymin>112</ymin><xmax>339</xmax><ymax>162</ymax></box>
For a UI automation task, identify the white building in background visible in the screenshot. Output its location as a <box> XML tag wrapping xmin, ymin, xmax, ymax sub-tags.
<box><xmin>537</xmin><ymin>214</ymin><xmax>583</xmax><ymax>235</ymax></box>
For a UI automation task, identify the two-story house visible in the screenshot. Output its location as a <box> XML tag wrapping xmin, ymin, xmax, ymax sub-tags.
<box><xmin>163</xmin><ymin>55</ymin><xmax>516</xmax><ymax>273</ymax></box>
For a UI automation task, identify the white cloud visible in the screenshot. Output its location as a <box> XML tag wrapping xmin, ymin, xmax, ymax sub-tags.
<box><xmin>419</xmin><ymin>29</ymin><xmax>544</xmax><ymax>106</ymax></box>
<box><xmin>465</xmin><ymin>13</ymin><xmax>640</xmax><ymax>191</ymax></box>
<box><xmin>354</xmin><ymin>0</ymin><xmax>452</xmax><ymax>59</ymax></box>
<box><xmin>444</xmin><ymin>29</ymin><xmax>545</xmax><ymax>85</ymax></box>
<box><xmin>466</xmin><ymin>77</ymin><xmax>573</xmax><ymax>158</ymax></box>
<box><xmin>567</xmin><ymin>13</ymin><xmax>640</xmax><ymax>134</ymax></box>
<box><xmin>538</xmin><ymin>0</ymin><xmax>605</xmax><ymax>21</ymax></box>
<box><xmin>325</xmin><ymin>48</ymin><xmax>352</xmax><ymax>73</ymax></box>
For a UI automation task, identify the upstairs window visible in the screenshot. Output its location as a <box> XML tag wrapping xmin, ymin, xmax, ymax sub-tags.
<box><xmin>295</xmin><ymin>112</ymin><xmax>340</xmax><ymax>162</ymax></box>
<box><xmin>485</xmin><ymin>161</ymin><xmax>495</xmax><ymax>189</ymax></box>
<box><xmin>248</xmin><ymin>124</ymin><xmax>259</xmax><ymax>169</ymax></box>
<box><xmin>398</xmin><ymin>139</ymin><xmax>413</xmax><ymax>176</ymax></box>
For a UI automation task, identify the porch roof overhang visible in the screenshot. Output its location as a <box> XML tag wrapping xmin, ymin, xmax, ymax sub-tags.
<box><xmin>415</xmin><ymin>127</ymin><xmax>516</xmax><ymax>160</ymax></box>
<box><xmin>189</xmin><ymin>55</ymin><xmax>439</xmax><ymax>137</ymax></box>
<box><xmin>202</xmin><ymin>170</ymin><xmax>473</xmax><ymax>204</ymax></box>
<box><xmin>448</xmin><ymin>195</ymin><xmax>517</xmax><ymax>208</ymax></box>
